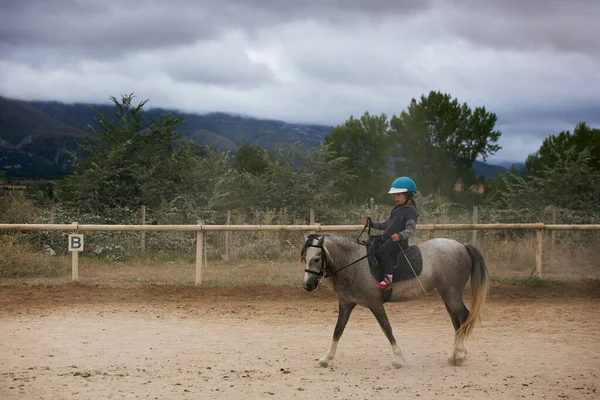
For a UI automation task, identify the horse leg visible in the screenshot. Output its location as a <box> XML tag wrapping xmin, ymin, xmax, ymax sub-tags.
<box><xmin>369</xmin><ymin>303</ymin><xmax>404</xmax><ymax>368</ymax></box>
<box><xmin>440</xmin><ymin>289</ymin><xmax>470</xmax><ymax>366</ymax></box>
<box><xmin>318</xmin><ymin>300</ymin><xmax>356</xmax><ymax>367</ymax></box>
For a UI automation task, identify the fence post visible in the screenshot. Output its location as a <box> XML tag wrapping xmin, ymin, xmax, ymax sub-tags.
<box><xmin>71</xmin><ymin>222</ymin><xmax>79</xmax><ymax>281</ymax></box>
<box><xmin>536</xmin><ymin>227</ymin><xmax>544</xmax><ymax>279</ymax></box>
<box><xmin>223</xmin><ymin>211</ymin><xmax>231</xmax><ymax>261</ymax></box>
<box><xmin>50</xmin><ymin>203</ymin><xmax>55</xmax><ymax>247</ymax></box>
<box><xmin>196</xmin><ymin>227</ymin><xmax>204</xmax><ymax>285</ymax></box>
<box><xmin>310</xmin><ymin>208</ymin><xmax>315</xmax><ymax>225</ymax></box>
<box><xmin>472</xmin><ymin>206</ymin><xmax>478</xmax><ymax>246</ymax></box>
<box><xmin>72</xmin><ymin>251</ymin><xmax>79</xmax><ymax>281</ymax></box>
<box><xmin>140</xmin><ymin>205</ymin><xmax>146</xmax><ymax>256</ymax></box>
<box><xmin>204</xmin><ymin>230</ymin><xmax>208</xmax><ymax>267</ymax></box>
<box><xmin>551</xmin><ymin>205</ymin><xmax>557</xmax><ymax>249</ymax></box>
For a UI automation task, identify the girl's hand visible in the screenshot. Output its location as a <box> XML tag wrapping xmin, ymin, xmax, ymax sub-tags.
<box><xmin>364</xmin><ymin>217</ymin><xmax>371</xmax><ymax>227</ymax></box>
<box><xmin>391</xmin><ymin>233</ymin><xmax>401</xmax><ymax>241</ymax></box>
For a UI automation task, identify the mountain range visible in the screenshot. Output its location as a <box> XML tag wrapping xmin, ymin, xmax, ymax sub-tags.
<box><xmin>0</xmin><ymin>96</ymin><xmax>521</xmax><ymax>180</ymax></box>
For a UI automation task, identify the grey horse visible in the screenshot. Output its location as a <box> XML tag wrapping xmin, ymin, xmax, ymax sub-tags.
<box><xmin>300</xmin><ymin>233</ymin><xmax>489</xmax><ymax>368</ymax></box>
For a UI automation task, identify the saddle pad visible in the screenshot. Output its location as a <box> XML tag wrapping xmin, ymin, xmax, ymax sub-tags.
<box><xmin>392</xmin><ymin>245</ymin><xmax>423</xmax><ymax>282</ymax></box>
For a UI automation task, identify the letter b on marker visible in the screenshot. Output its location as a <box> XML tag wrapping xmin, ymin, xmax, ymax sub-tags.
<box><xmin>68</xmin><ymin>234</ymin><xmax>84</xmax><ymax>252</ymax></box>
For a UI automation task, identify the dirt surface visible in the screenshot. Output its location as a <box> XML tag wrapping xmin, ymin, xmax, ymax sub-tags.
<box><xmin>1</xmin><ymin>283</ymin><xmax>599</xmax><ymax>399</ymax></box>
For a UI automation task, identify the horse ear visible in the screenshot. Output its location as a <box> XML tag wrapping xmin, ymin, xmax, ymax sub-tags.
<box><xmin>302</xmin><ymin>232</ymin><xmax>308</xmax><ymax>241</ymax></box>
<box><xmin>317</xmin><ymin>235</ymin><xmax>325</xmax><ymax>246</ymax></box>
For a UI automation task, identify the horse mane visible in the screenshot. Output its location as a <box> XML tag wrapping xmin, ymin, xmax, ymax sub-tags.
<box><xmin>327</xmin><ymin>234</ymin><xmax>359</xmax><ymax>249</ymax></box>
<box><xmin>300</xmin><ymin>233</ymin><xmax>360</xmax><ymax>264</ymax></box>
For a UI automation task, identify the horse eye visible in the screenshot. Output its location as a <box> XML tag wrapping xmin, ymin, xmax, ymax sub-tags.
<box><xmin>313</xmin><ymin>257</ymin><xmax>321</xmax><ymax>263</ymax></box>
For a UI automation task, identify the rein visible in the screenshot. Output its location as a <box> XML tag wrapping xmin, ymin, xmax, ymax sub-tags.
<box><xmin>334</xmin><ymin>223</ymin><xmax>375</xmax><ymax>272</ymax></box>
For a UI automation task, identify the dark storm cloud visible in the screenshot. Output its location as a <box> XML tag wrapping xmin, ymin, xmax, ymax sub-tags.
<box><xmin>1</xmin><ymin>0</ymin><xmax>599</xmax><ymax>162</ymax></box>
<box><xmin>444</xmin><ymin>0</ymin><xmax>600</xmax><ymax>54</ymax></box>
<box><xmin>0</xmin><ymin>0</ymin><xmax>218</xmax><ymax>59</ymax></box>
<box><xmin>2</xmin><ymin>0</ymin><xmax>598</xmax><ymax>61</ymax></box>
<box><xmin>0</xmin><ymin>0</ymin><xmax>432</xmax><ymax>60</ymax></box>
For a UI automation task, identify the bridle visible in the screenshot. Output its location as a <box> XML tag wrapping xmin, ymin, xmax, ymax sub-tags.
<box><xmin>302</xmin><ymin>235</ymin><xmax>330</xmax><ymax>279</ymax></box>
<box><xmin>302</xmin><ymin>229</ymin><xmax>373</xmax><ymax>280</ymax></box>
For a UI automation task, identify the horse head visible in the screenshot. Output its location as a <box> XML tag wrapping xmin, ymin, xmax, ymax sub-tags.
<box><xmin>300</xmin><ymin>234</ymin><xmax>330</xmax><ymax>291</ymax></box>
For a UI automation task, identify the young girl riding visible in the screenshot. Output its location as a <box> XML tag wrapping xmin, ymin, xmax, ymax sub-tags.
<box><xmin>364</xmin><ymin>176</ymin><xmax>418</xmax><ymax>289</ymax></box>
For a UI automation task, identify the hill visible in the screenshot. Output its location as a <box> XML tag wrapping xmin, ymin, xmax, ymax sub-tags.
<box><xmin>0</xmin><ymin>97</ymin><xmax>84</xmax><ymax>179</ymax></box>
<box><xmin>0</xmin><ymin>96</ymin><xmax>331</xmax><ymax>179</ymax></box>
<box><xmin>473</xmin><ymin>160</ymin><xmax>509</xmax><ymax>180</ymax></box>
<box><xmin>494</xmin><ymin>161</ymin><xmax>526</xmax><ymax>171</ymax></box>
<box><xmin>27</xmin><ymin>101</ymin><xmax>329</xmax><ymax>151</ymax></box>
<box><xmin>0</xmin><ymin>96</ymin><xmax>510</xmax><ymax>180</ymax></box>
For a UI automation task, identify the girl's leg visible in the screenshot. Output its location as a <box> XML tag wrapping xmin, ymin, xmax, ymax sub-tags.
<box><xmin>376</xmin><ymin>239</ymin><xmax>396</xmax><ymax>288</ymax></box>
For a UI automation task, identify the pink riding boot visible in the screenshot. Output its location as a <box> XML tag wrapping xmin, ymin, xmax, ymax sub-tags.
<box><xmin>376</xmin><ymin>274</ymin><xmax>393</xmax><ymax>289</ymax></box>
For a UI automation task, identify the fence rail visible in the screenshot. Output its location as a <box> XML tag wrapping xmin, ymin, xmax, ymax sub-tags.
<box><xmin>1</xmin><ymin>223</ymin><xmax>600</xmax><ymax>284</ymax></box>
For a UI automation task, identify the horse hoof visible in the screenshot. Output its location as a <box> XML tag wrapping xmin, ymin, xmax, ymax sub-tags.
<box><xmin>392</xmin><ymin>355</ymin><xmax>404</xmax><ymax>368</ymax></box>
<box><xmin>318</xmin><ymin>358</ymin><xmax>330</xmax><ymax>368</ymax></box>
<box><xmin>448</xmin><ymin>356</ymin><xmax>466</xmax><ymax>366</ymax></box>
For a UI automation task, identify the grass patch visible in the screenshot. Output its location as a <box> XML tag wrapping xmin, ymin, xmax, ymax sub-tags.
<box><xmin>476</xmin><ymin>236</ymin><xmax>600</xmax><ymax>281</ymax></box>
<box><xmin>0</xmin><ymin>240</ymin><xmax>70</xmax><ymax>278</ymax></box>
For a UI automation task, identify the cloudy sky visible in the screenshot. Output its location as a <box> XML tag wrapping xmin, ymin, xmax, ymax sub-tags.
<box><xmin>1</xmin><ymin>0</ymin><xmax>599</xmax><ymax>163</ymax></box>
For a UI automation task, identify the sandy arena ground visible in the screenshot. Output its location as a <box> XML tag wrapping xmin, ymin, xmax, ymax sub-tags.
<box><xmin>1</xmin><ymin>283</ymin><xmax>599</xmax><ymax>399</ymax></box>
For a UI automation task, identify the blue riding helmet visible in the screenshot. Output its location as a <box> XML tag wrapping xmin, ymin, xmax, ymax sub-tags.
<box><xmin>388</xmin><ymin>176</ymin><xmax>417</xmax><ymax>194</ymax></box>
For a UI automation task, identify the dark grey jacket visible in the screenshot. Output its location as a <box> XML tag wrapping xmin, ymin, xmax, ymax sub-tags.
<box><xmin>371</xmin><ymin>203</ymin><xmax>418</xmax><ymax>247</ymax></box>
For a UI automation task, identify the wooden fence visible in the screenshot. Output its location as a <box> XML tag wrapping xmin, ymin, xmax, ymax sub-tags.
<box><xmin>1</xmin><ymin>223</ymin><xmax>599</xmax><ymax>284</ymax></box>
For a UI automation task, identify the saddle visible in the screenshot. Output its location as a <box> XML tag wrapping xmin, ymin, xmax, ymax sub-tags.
<box><xmin>365</xmin><ymin>235</ymin><xmax>423</xmax><ymax>284</ymax></box>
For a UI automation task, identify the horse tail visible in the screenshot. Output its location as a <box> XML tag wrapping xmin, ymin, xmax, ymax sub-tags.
<box><xmin>457</xmin><ymin>244</ymin><xmax>489</xmax><ymax>340</ymax></box>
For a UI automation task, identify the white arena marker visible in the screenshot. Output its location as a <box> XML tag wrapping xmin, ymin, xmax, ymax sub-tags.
<box><xmin>68</xmin><ymin>233</ymin><xmax>84</xmax><ymax>281</ymax></box>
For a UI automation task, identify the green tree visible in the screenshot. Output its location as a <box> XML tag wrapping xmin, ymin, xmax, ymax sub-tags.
<box><xmin>389</xmin><ymin>91</ymin><xmax>501</xmax><ymax>196</ymax></box>
<box><xmin>324</xmin><ymin>112</ymin><xmax>392</xmax><ymax>203</ymax></box>
<box><xmin>492</xmin><ymin>148</ymin><xmax>600</xmax><ymax>215</ymax></box>
<box><xmin>525</xmin><ymin>122</ymin><xmax>600</xmax><ymax>174</ymax></box>
<box><xmin>60</xmin><ymin>94</ymin><xmax>202</xmax><ymax>213</ymax></box>
<box><xmin>155</xmin><ymin>148</ymin><xmax>241</xmax><ymax>224</ymax></box>
<box><xmin>232</xmin><ymin>142</ymin><xmax>275</xmax><ymax>175</ymax></box>
<box><xmin>243</xmin><ymin>142</ymin><xmax>353</xmax><ymax>218</ymax></box>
